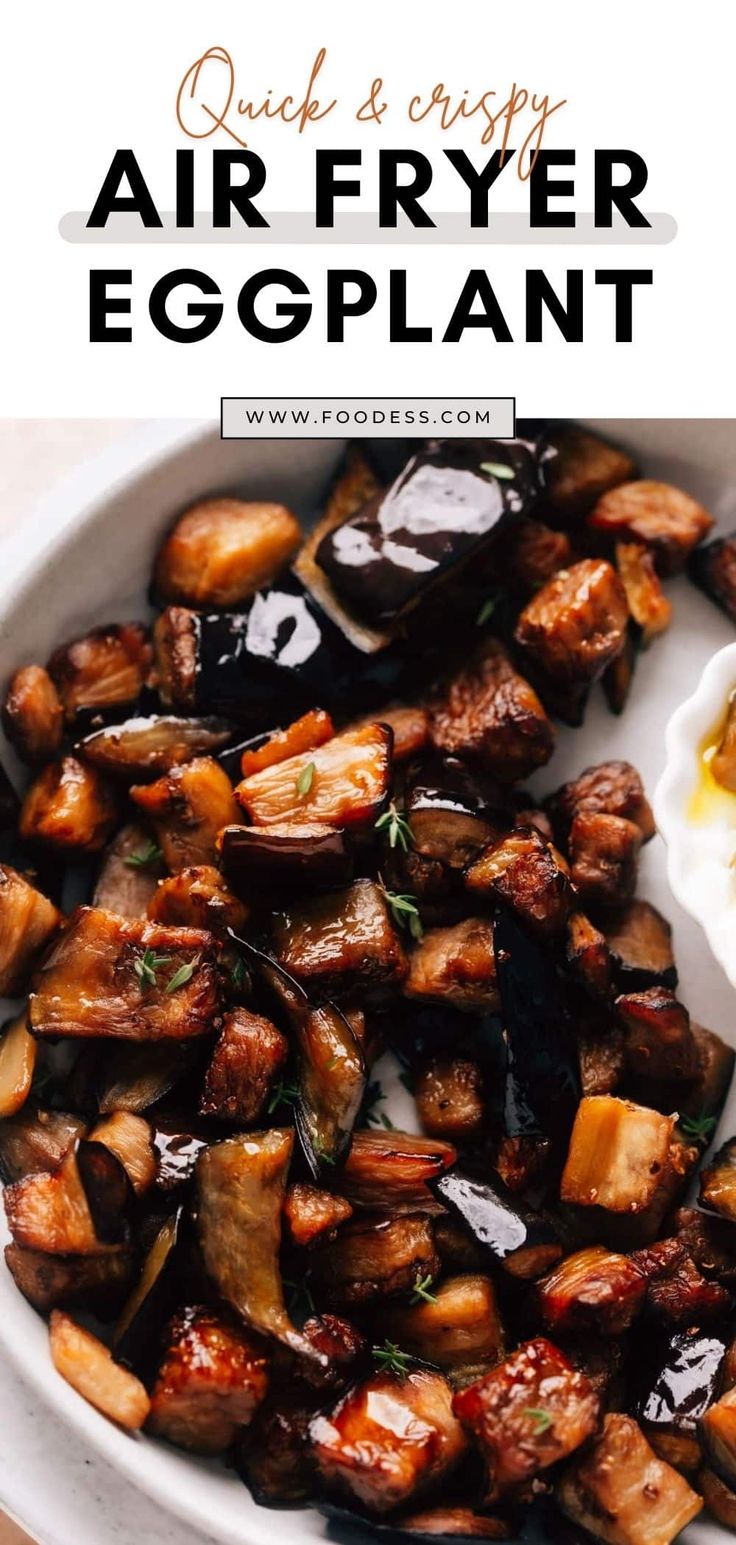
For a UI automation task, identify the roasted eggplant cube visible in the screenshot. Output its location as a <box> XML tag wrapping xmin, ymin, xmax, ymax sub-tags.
<box><xmin>20</xmin><ymin>756</ymin><xmax>119</xmax><ymax>852</ymax></box>
<box><xmin>514</xmin><ymin>559</ymin><xmax>628</xmax><ymax>684</ymax></box>
<box><xmin>541</xmin><ymin>424</ymin><xmax>636</xmax><ymax>519</ymax></box>
<box><xmin>4</xmin><ymin>1146</ymin><xmax>112</xmax><ymax>1255</ymax></box>
<box><xmin>507</xmin><ymin>517</ymin><xmax>573</xmax><ymax>595</ymax></box>
<box><xmin>295</xmin><ymin>1313</ymin><xmax>367</xmax><ymax>1393</ymax></box>
<box><xmin>30</xmin><ymin>907</ymin><xmax>219</xmax><ymax>1041</ymax></box>
<box><xmin>0</xmin><ymin>1011</ymin><xmax>36</xmax><ymax>1119</ymax></box>
<box><xmin>283</xmin><ymin>1183</ymin><xmax>353</xmax><ymax>1248</ymax></box>
<box><xmin>546</xmin><ymin>760</ymin><xmax>655</xmax><ymax>846</ymax></box>
<box><xmin>49</xmin><ymin>1310</ymin><xmax>151</xmax><ymax>1431</ymax></box>
<box><xmin>453</xmin><ymin>1338</ymin><xmax>599</xmax><ymax>1500</ymax></box>
<box><xmin>569</xmin><ymin>813</ymin><xmax>642</xmax><ymax>910</ymax></box>
<box><xmin>680</xmin><ymin>1022</ymin><xmax>736</xmax><ymax>1126</ymax></box>
<box><xmin>148</xmin><ymin>1306</ymin><xmax>269</xmax><ymax>1454</ymax></box>
<box><xmin>603</xmin><ymin>901</ymin><xmax>677</xmax><ymax>992</ymax></box>
<box><xmin>690</xmin><ymin>530</ymin><xmax>736</xmax><ymax>623</ymax></box>
<box><xmin>49</xmin><ymin>623</ymin><xmax>151</xmax><ymax>722</ymax></box>
<box><xmin>218</xmin><ymin>821</ymin><xmax>352</xmax><ymax>897</ymax></box>
<box><xmin>237</xmin><ymin>1396</ymin><xmax>318</xmax><ymax>1506</ymax></box>
<box><xmin>700</xmin><ymin>1138</ymin><xmax>736</xmax><ymax>1223</ymax></box>
<box><xmin>0</xmin><ymin>1107</ymin><xmax>86</xmax><ymax>1184</ymax></box>
<box><xmin>701</xmin><ymin>1386</ymin><xmax>736</xmax><ymax>1492</ymax></box>
<box><xmin>310</xmin><ymin>1367</ymin><xmax>467</xmax><ymax>1514</ymax></box>
<box><xmin>2</xmin><ymin>665</ymin><xmax>63</xmax><ymax>764</ymax></box>
<box><xmin>561</xmin><ymin>1097</ymin><xmax>674</xmax><ymax>1214</ymax></box>
<box><xmin>536</xmin><ymin>1246</ymin><xmax>646</xmax><ymax>1336</ymax></box>
<box><xmin>589</xmin><ymin>480</ymin><xmax>714</xmax><ymax>575</ymax></box>
<box><xmin>615</xmin><ymin>543</ymin><xmax>672</xmax><ymax>646</ymax></box>
<box><xmin>637</xmin><ymin>1329</ymin><xmax>726</xmax><ymax>1474</ymax></box>
<box><xmin>414</xmin><ymin>1059</ymin><xmax>486</xmax><ymax>1143</ymax></box>
<box><xmin>340</xmin><ymin>1130</ymin><xmax>456</xmax><ymax>1211</ymax></box>
<box><xmin>429</xmin><ymin>640</ymin><xmax>554</xmax><ymax>783</ymax></box>
<box><xmin>699</xmin><ymin>1467</ymin><xmax>736</xmax><ymax>1529</ymax></box>
<box><xmin>353</xmin><ymin>704</ymin><xmax>429</xmax><ymax>763</ymax></box>
<box><xmin>404</xmin><ymin>919</ymin><xmax>499</xmax><ymax>1014</ymax></box>
<box><xmin>558</xmin><ymin>1412</ymin><xmax>702</xmax><ymax>1545</ymax></box>
<box><xmin>631</xmin><ymin>1238</ymin><xmax>732</xmax><ymax>1325</ymax></box>
<box><xmin>386</xmin><ymin>1274</ymin><xmax>504</xmax><ymax>1384</ymax></box>
<box><xmin>93</xmin><ymin>823</ymin><xmax>163</xmax><ymax>919</ymax></box>
<box><xmin>239</xmin><ymin>707</ymin><xmax>334</xmax><ymax>777</ymax></box>
<box><xmin>670</xmin><ymin>1205</ymin><xmax>736</xmax><ymax>1288</ymax></box>
<box><xmin>79</xmin><ymin>714</ymin><xmax>232</xmax><ymax>780</ymax></box>
<box><xmin>617</xmin><ymin>987</ymin><xmax>698</xmax><ymax>1085</ymax></box>
<box><xmin>404</xmin><ymin>755</ymin><xmax>503</xmax><ymax>870</ymax></box>
<box><xmin>0</xmin><ymin>865</ymin><xmax>60</xmax><ymax>995</ymax></box>
<box><xmin>565</xmin><ymin>912</ymin><xmax>612</xmax><ymax>999</ymax></box>
<box><xmin>272</xmin><ymin>879</ymin><xmax>407</xmax><ymax>1000</ymax></box>
<box><xmin>147</xmin><ymin>865</ymin><xmax>248</xmax><ymax>936</ymax></box>
<box><xmin>576</xmin><ymin>1023</ymin><xmax>625</xmax><ymax>1098</ymax></box>
<box><xmin>131</xmin><ymin>756</ymin><xmax>242</xmax><ymax>872</ymax></box>
<box><xmin>199</xmin><ymin>1008</ymin><xmax>288</xmax><ymax>1125</ymax></box>
<box><xmin>314</xmin><ymin>1214</ymin><xmax>439</xmax><ymax>1306</ymax></box>
<box><xmin>465</xmin><ymin>826</ymin><xmax>572</xmax><ymax>938</ymax></box>
<box><xmin>431</xmin><ymin>1170</ymin><xmax>562</xmax><ymax>1280</ymax></box>
<box><xmin>5</xmin><ymin>1241</ymin><xmax>133</xmax><ymax>1316</ymax></box>
<box><xmin>154</xmin><ymin>497</ymin><xmax>301</xmax><ymax>608</ymax></box>
<box><xmin>235</xmin><ymin>723</ymin><xmax>391</xmax><ymax>829</ymax></box>
<box><xmin>152</xmin><ymin>606</ymin><xmax>198</xmax><ymax>712</ymax></box>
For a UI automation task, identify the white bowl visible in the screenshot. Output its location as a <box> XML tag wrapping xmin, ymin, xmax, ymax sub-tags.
<box><xmin>1</xmin><ymin>419</ymin><xmax>735</xmax><ymax>1545</ymax></box>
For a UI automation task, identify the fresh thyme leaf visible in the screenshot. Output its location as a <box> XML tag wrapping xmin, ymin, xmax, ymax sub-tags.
<box><xmin>476</xmin><ymin>595</ymin><xmax>497</xmax><ymax>627</ymax></box>
<box><xmin>372</xmin><ymin>1340</ymin><xmax>412</xmax><ymax>1377</ymax></box>
<box><xmin>312</xmin><ymin>1136</ymin><xmax>337</xmax><ymax>1166</ymax></box>
<box><xmin>325</xmin><ymin>1054</ymin><xmax>339</xmax><ymax>1071</ymax></box>
<box><xmin>523</xmin><ymin>1407</ymin><xmax>553</xmax><ymax>1434</ymax></box>
<box><xmin>283</xmin><ymin>1276</ymin><xmax>315</xmax><ymax>1316</ymax></box>
<box><xmin>680</xmin><ymin>1110</ymin><xmax>717</xmax><ymax>1142</ymax></box>
<box><xmin>133</xmin><ymin>948</ymin><xmax>172</xmax><ymax>990</ymax></box>
<box><xmin>380</xmin><ymin>884</ymin><xmax>424</xmax><ymax>939</ymax></box>
<box><xmin>379</xmin><ymin>1110</ymin><xmax>395</xmax><ymax>1130</ymax></box>
<box><xmin>165</xmin><ymin>959</ymin><xmax>197</xmax><ymax>995</ymax></box>
<box><xmin>375</xmin><ymin>802</ymin><xmax>413</xmax><ymax>852</ymax></box>
<box><xmin>267</xmin><ymin>1080</ymin><xmax>300</xmax><ymax>1115</ymax></box>
<box><xmin>296</xmin><ymin>761</ymin><xmax>316</xmax><ymax>796</ymax></box>
<box><xmin>124</xmin><ymin>839</ymin><xmax>163</xmax><ymax>871</ymax></box>
<box><xmin>480</xmin><ymin>460</ymin><xmax>515</xmax><ymax>481</ymax></box>
<box><xmin>410</xmin><ymin>1274</ymin><xmax>438</xmax><ymax>1305</ymax></box>
<box><xmin>229</xmin><ymin>954</ymin><xmax>247</xmax><ymax>991</ymax></box>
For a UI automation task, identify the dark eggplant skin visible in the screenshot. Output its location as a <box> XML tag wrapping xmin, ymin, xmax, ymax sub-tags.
<box><xmin>493</xmin><ymin>909</ymin><xmax>580</xmax><ymax>1145</ymax></box>
<box><xmin>636</xmin><ymin>1328</ymin><xmax>727</xmax><ymax>1469</ymax></box>
<box><xmin>219</xmin><ymin>822</ymin><xmax>353</xmax><ymax>897</ymax></box>
<box><xmin>314</xmin><ymin>439</ymin><xmax>539</xmax><ymax>625</ymax></box>
<box><xmin>76</xmin><ymin>1139</ymin><xmax>135</xmax><ymax>1244</ymax></box>
<box><xmin>114</xmin><ymin>1204</ymin><xmax>186</xmax><ymax>1382</ymax></box>
<box><xmin>430</xmin><ymin>1169</ymin><xmax>562</xmax><ymax>1280</ymax></box>
<box><xmin>405</xmin><ymin>755</ymin><xmax>505</xmax><ymax>870</ymax></box>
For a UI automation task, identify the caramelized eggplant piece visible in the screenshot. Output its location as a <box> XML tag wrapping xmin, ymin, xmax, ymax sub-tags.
<box><xmin>700</xmin><ymin>1138</ymin><xmax>736</xmax><ymax>1223</ymax></box>
<box><xmin>630</xmin><ymin>1237</ymin><xmax>732</xmax><ymax>1325</ymax></box>
<box><xmin>0</xmin><ymin>1106</ymin><xmax>86</xmax><ymax>1183</ymax></box>
<box><xmin>576</xmin><ymin>1022</ymin><xmax>625</xmax><ymax>1098</ymax></box>
<box><xmin>712</xmin><ymin>696</ymin><xmax>736</xmax><ymax>791</ymax></box>
<box><xmin>405</xmin><ymin>920</ymin><xmax>499</xmax><ymax>1014</ymax></box>
<box><xmin>507</xmin><ymin>517</ymin><xmax>572</xmax><ymax>595</ymax></box>
<box><xmin>561</xmin><ymin>1097</ymin><xmax>674</xmax><ymax>1215</ymax></box>
<box><xmin>340</xmin><ymin>1130</ymin><xmax>456</xmax><ymax>1211</ymax></box>
<box><xmin>114</xmin><ymin>1206</ymin><xmax>184</xmax><ymax>1375</ymax></box>
<box><xmin>30</xmin><ymin>907</ymin><xmax>220</xmax><ymax>1041</ymax></box>
<box><xmin>689</xmin><ymin>530</ymin><xmax>736</xmax><ymax>622</ymax></box>
<box><xmin>311</xmin><ymin>1366</ymin><xmax>467</xmax><ymax>1513</ymax></box>
<box><xmin>49</xmin><ymin>623</ymin><xmax>151</xmax><ymax>722</ymax></box>
<box><xmin>79</xmin><ymin>714</ymin><xmax>232</xmax><ymax>779</ymax></box>
<box><xmin>20</xmin><ymin>755</ymin><xmax>118</xmax><ymax>852</ymax></box>
<box><xmin>603</xmin><ymin>901</ymin><xmax>677</xmax><ymax>991</ymax></box>
<box><xmin>294</xmin><ymin>446</ymin><xmax>389</xmax><ymax>653</ymax></box>
<box><xmin>4</xmin><ymin>1145</ymin><xmax>115</xmax><ymax>1255</ymax></box>
<box><xmin>199</xmin><ymin>1008</ymin><xmax>288</xmax><ymax>1125</ymax></box>
<box><xmin>147</xmin><ymin>864</ymin><xmax>248</xmax><ymax>936</ymax></box>
<box><xmin>679</xmin><ymin>1022</ymin><xmax>735</xmax><ymax>1129</ymax></box>
<box><xmin>386</xmin><ymin>1275</ymin><xmax>504</xmax><ymax>1386</ymax></box>
<box><xmin>5</xmin><ymin>1241</ymin><xmax>133</xmax><ymax>1316</ymax></box>
<box><xmin>284</xmin><ymin>1183</ymin><xmax>353</xmax><ymax>1248</ymax></box>
<box><xmin>353</xmin><ymin>704</ymin><xmax>430</xmax><ymax>763</ymax></box>
<box><xmin>669</xmin><ymin>1206</ymin><xmax>736</xmax><ymax>1288</ymax></box>
<box><xmin>466</xmin><ymin>827</ymin><xmax>572</xmax><ymax>939</ymax></box>
<box><xmin>219</xmin><ymin>821</ymin><xmax>352</xmax><ymax>897</ymax></box>
<box><xmin>589</xmin><ymin>480</ymin><xmax>714</xmax><ymax>575</ymax></box>
<box><xmin>50</xmin><ymin>1310</ymin><xmax>151</xmax><ymax>1430</ymax></box>
<box><xmin>75</xmin><ymin>1140</ymin><xmax>134</xmax><ymax>1244</ymax></box>
<box><xmin>429</xmin><ymin>640</ymin><xmax>554</xmax><ymax>783</ymax></box>
<box><xmin>96</xmin><ymin>1041</ymin><xmax>199</xmax><ymax>1115</ymax></box>
<box><xmin>431</xmin><ymin>1170</ymin><xmax>562</xmax><ymax>1280</ymax></box>
<box><xmin>568</xmin><ymin>813</ymin><xmax>642</xmax><ymax>910</ymax></box>
<box><xmin>155</xmin><ymin>497</ymin><xmax>301</xmax><ymax>607</ymax></box>
<box><xmin>565</xmin><ymin>913</ymin><xmax>612</xmax><ymax>999</ymax></box>
<box><xmin>454</xmin><ymin>1339</ymin><xmax>599</xmax><ymax>1501</ymax></box>
<box><xmin>315</xmin><ymin>1213</ymin><xmax>439</xmax><ymax>1306</ymax></box>
<box><xmin>239</xmin><ymin>707</ymin><xmax>334</xmax><ymax>776</ymax></box>
<box><xmin>0</xmin><ymin>865</ymin><xmax>60</xmax><ymax>995</ymax></box>
<box><xmin>615</xmin><ymin>542</ymin><xmax>672</xmax><ymax>646</ymax></box>
<box><xmin>637</xmin><ymin>1329</ymin><xmax>726</xmax><ymax>1474</ymax></box>
<box><xmin>236</xmin><ymin>723</ymin><xmax>391</xmax><ymax>830</ymax></box>
<box><xmin>546</xmin><ymin>760</ymin><xmax>655</xmax><ymax>846</ymax></box>
<box><xmin>536</xmin><ymin>1246</ymin><xmax>646</xmax><ymax>1335</ymax></box>
<box><xmin>89</xmin><ymin>1110</ymin><xmax>157</xmax><ymax>1195</ymax></box>
<box><xmin>617</xmin><ymin>987</ymin><xmax>698</xmax><ymax>1085</ymax></box>
<box><xmin>291</xmin><ymin>1313</ymin><xmax>367</xmax><ymax>1393</ymax></box>
<box><xmin>514</xmin><ymin>559</ymin><xmax>628</xmax><ymax>684</ymax></box>
<box><xmin>2</xmin><ymin>664</ymin><xmax>63</xmax><ymax>763</ymax></box>
<box><xmin>315</xmin><ymin>439</ymin><xmax>534</xmax><ymax>625</ymax></box>
<box><xmin>0</xmin><ymin>1010</ymin><xmax>36</xmax><ymax>1117</ymax></box>
<box><xmin>131</xmin><ymin>755</ymin><xmax>242</xmax><ymax>871</ymax></box>
<box><xmin>700</xmin><ymin>1386</ymin><xmax>736</xmax><ymax>1490</ymax></box>
<box><xmin>493</xmin><ymin>908</ymin><xmax>580</xmax><ymax>1143</ymax></box>
<box><xmin>699</xmin><ymin>1466</ymin><xmax>736</xmax><ymax>1528</ymax></box>
<box><xmin>152</xmin><ymin>606</ymin><xmax>198</xmax><ymax>712</ymax></box>
<box><xmin>494</xmin><ymin>1133</ymin><xmax>552</xmax><ymax>1195</ymax></box>
<box><xmin>601</xmin><ymin>629</ymin><xmax>637</xmax><ymax>716</ymax></box>
<box><xmin>148</xmin><ymin>1305</ymin><xmax>269</xmax><ymax>1453</ymax></box>
<box><xmin>541</xmin><ymin>424</ymin><xmax>636</xmax><ymax>519</ymax></box>
<box><xmin>272</xmin><ymin>879</ymin><xmax>407</xmax><ymax>1000</ymax></box>
<box><xmin>196</xmin><ymin>1129</ymin><xmax>319</xmax><ymax>1359</ymax></box>
<box><xmin>93</xmin><ymin>822</ymin><xmax>163</xmax><ymax>918</ymax></box>
<box><xmin>405</xmin><ymin>756</ymin><xmax>504</xmax><ymax>870</ymax></box>
<box><xmin>414</xmin><ymin>1059</ymin><xmax>486</xmax><ymax>1143</ymax></box>
<box><xmin>558</xmin><ymin>1412</ymin><xmax>702</xmax><ymax>1544</ymax></box>
<box><xmin>237</xmin><ymin>1394</ymin><xmax>319</xmax><ymax>1505</ymax></box>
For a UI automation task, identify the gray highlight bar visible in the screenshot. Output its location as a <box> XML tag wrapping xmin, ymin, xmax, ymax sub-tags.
<box><xmin>60</xmin><ymin>211</ymin><xmax>677</xmax><ymax>246</ymax></box>
<box><xmin>220</xmin><ymin>397</ymin><xmax>516</xmax><ymax>440</ymax></box>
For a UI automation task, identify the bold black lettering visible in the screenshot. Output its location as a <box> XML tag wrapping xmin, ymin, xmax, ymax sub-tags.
<box><xmin>442</xmin><ymin>270</ymin><xmax>513</xmax><ymax>342</ymax></box>
<box><xmin>87</xmin><ymin>150</ymin><xmax>162</xmax><ymax>228</ymax></box>
<box><xmin>326</xmin><ymin>270</ymin><xmax>378</xmax><ymax>341</ymax></box>
<box><xmin>443</xmin><ymin>148</ymin><xmax>515</xmax><ymax>226</ymax></box>
<box><xmin>595</xmin><ymin>269</ymin><xmax>653</xmax><ymax>341</ymax></box>
<box><xmin>594</xmin><ymin>151</ymin><xmax>650</xmax><ymax>228</ymax></box>
<box><xmin>238</xmin><ymin>268</ymin><xmax>311</xmax><ymax>342</ymax></box>
<box><xmin>389</xmin><ymin>270</ymin><xmax>432</xmax><ymax>340</ymax></box>
<box><xmin>526</xmin><ymin>269</ymin><xmax>583</xmax><ymax>341</ymax></box>
<box><xmin>149</xmin><ymin>268</ymin><xmax>222</xmax><ymax>342</ymax></box>
<box><xmin>176</xmin><ymin>150</ymin><xmax>194</xmax><ymax>228</ymax></box>
<box><xmin>89</xmin><ymin>270</ymin><xmax>132</xmax><ymax>342</ymax></box>
<box><xmin>529</xmin><ymin>150</ymin><xmax>576</xmax><ymax>227</ymax></box>
<box><xmin>315</xmin><ymin>150</ymin><xmax>361</xmax><ymax>227</ymax></box>
<box><xmin>379</xmin><ymin>150</ymin><xmax>434</xmax><ymax>227</ymax></box>
<box><xmin>213</xmin><ymin>150</ymin><xmax>268</xmax><ymax>228</ymax></box>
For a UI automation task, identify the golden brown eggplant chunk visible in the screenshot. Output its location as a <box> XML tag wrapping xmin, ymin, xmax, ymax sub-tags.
<box><xmin>404</xmin><ymin>919</ymin><xmax>499</xmax><ymax>1014</ymax></box>
<box><xmin>297</xmin><ymin>1314</ymin><xmax>367</xmax><ymax>1391</ymax></box>
<box><xmin>700</xmin><ymin>1138</ymin><xmax>736</xmax><ymax>1223</ymax></box>
<box><xmin>546</xmin><ymin>759</ymin><xmax>655</xmax><ymax>845</ymax></box>
<box><xmin>90</xmin><ymin>1111</ymin><xmax>157</xmax><ymax>1195</ymax></box>
<box><xmin>699</xmin><ymin>1467</ymin><xmax>736</xmax><ymax>1528</ymax></box>
<box><xmin>465</xmin><ymin>827</ymin><xmax>572</xmax><ymax>939</ymax></box>
<box><xmin>315</xmin><ymin>1214</ymin><xmax>440</xmax><ymax>1307</ymax></box>
<box><xmin>542</xmin><ymin>425</ymin><xmax>636</xmax><ymax>519</ymax></box>
<box><xmin>576</xmin><ymin>1023</ymin><xmax>625</xmax><ymax>1098</ymax></box>
<box><xmin>152</xmin><ymin>607</ymin><xmax>198</xmax><ymax>711</ymax></box>
<box><xmin>93</xmin><ymin>823</ymin><xmax>163</xmax><ymax>919</ymax></box>
<box><xmin>630</xmin><ymin>1237</ymin><xmax>732</xmax><ymax>1325</ymax></box>
<box><xmin>568</xmin><ymin>812</ymin><xmax>642</xmax><ymax>910</ymax></box>
<box><xmin>669</xmin><ymin>1206</ymin><xmax>736</xmax><ymax>1288</ymax></box>
<box><xmin>2</xmin><ymin>665</ymin><xmax>63</xmax><ymax>764</ymax></box>
<box><xmin>311</xmin><ymin>1368</ymin><xmax>467</xmax><ymax>1515</ymax></box>
<box><xmin>514</xmin><ymin>559</ymin><xmax>628</xmax><ymax>684</ymax></box>
<box><xmin>429</xmin><ymin>640</ymin><xmax>554</xmax><ymax>783</ymax></box>
<box><xmin>414</xmin><ymin>1060</ymin><xmax>486</xmax><ymax>1144</ymax></box>
<box><xmin>494</xmin><ymin>1134</ymin><xmax>552</xmax><ymax>1195</ymax></box>
<box><xmin>4</xmin><ymin>1145</ymin><xmax>114</xmax><ymax>1255</ymax></box>
<box><xmin>5</xmin><ymin>1241</ymin><xmax>133</xmax><ymax>1316</ymax></box>
<box><xmin>589</xmin><ymin>480</ymin><xmax>714</xmax><ymax>576</ymax></box>
<box><xmin>154</xmin><ymin>498</ymin><xmax>301</xmax><ymax>608</ymax></box>
<box><xmin>79</xmin><ymin>714</ymin><xmax>232</xmax><ymax>780</ymax></box>
<box><xmin>235</xmin><ymin>722</ymin><xmax>391</xmax><ymax>829</ymax></box>
<box><xmin>196</xmin><ymin>1129</ymin><xmax>318</xmax><ymax>1360</ymax></box>
<box><xmin>603</xmin><ymin>901</ymin><xmax>676</xmax><ymax>992</ymax></box>
<box><xmin>49</xmin><ymin>623</ymin><xmax>151</xmax><ymax>722</ymax></box>
<box><xmin>272</xmin><ymin>880</ymin><xmax>407</xmax><ymax>1000</ymax></box>
<box><xmin>560</xmin><ymin>1096</ymin><xmax>675</xmax><ymax>1214</ymax></box>
<box><xmin>712</xmin><ymin>696</ymin><xmax>736</xmax><ymax>792</ymax></box>
<box><xmin>339</xmin><ymin>1130</ymin><xmax>456</xmax><ymax>1212</ymax></box>
<box><xmin>558</xmin><ymin>1413</ymin><xmax>702</xmax><ymax>1545</ymax></box>
<box><xmin>50</xmin><ymin>1311</ymin><xmax>151</xmax><ymax>1430</ymax></box>
<box><xmin>617</xmin><ymin>987</ymin><xmax>698</xmax><ymax>1085</ymax></box>
<box><xmin>239</xmin><ymin>708</ymin><xmax>335</xmax><ymax>777</ymax></box>
<box><xmin>148</xmin><ymin>1306</ymin><xmax>269</xmax><ymax>1454</ymax></box>
<box><xmin>0</xmin><ymin>1107</ymin><xmax>86</xmax><ymax>1183</ymax></box>
<box><xmin>385</xmin><ymin>1275</ymin><xmax>504</xmax><ymax>1386</ymax></box>
<box><xmin>30</xmin><ymin>907</ymin><xmax>220</xmax><ymax>1042</ymax></box>
<box><xmin>147</xmin><ymin>865</ymin><xmax>248</xmax><ymax>936</ymax></box>
<box><xmin>131</xmin><ymin>756</ymin><xmax>242</xmax><ymax>872</ymax></box>
<box><xmin>453</xmin><ymin>1338</ymin><xmax>599</xmax><ymax>1501</ymax></box>
<box><xmin>615</xmin><ymin>542</ymin><xmax>672</xmax><ymax>646</ymax></box>
<box><xmin>701</xmin><ymin>1387</ymin><xmax>736</xmax><ymax>1492</ymax></box>
<box><xmin>565</xmin><ymin>912</ymin><xmax>612</xmax><ymax>999</ymax></box>
<box><xmin>0</xmin><ymin>1010</ymin><xmax>36</xmax><ymax>1117</ymax></box>
<box><xmin>0</xmin><ymin>866</ymin><xmax>61</xmax><ymax>996</ymax></box>
<box><xmin>20</xmin><ymin>756</ymin><xmax>119</xmax><ymax>852</ymax></box>
<box><xmin>283</xmin><ymin>1183</ymin><xmax>353</xmax><ymax>1248</ymax></box>
<box><xmin>352</xmin><ymin>704</ymin><xmax>430</xmax><ymax>763</ymax></box>
<box><xmin>199</xmin><ymin>1008</ymin><xmax>288</xmax><ymax>1126</ymax></box>
<box><xmin>507</xmin><ymin>517</ymin><xmax>573</xmax><ymax>595</ymax></box>
<box><xmin>237</xmin><ymin>1395</ymin><xmax>319</xmax><ymax>1505</ymax></box>
<box><xmin>536</xmin><ymin>1246</ymin><xmax>646</xmax><ymax>1336</ymax></box>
